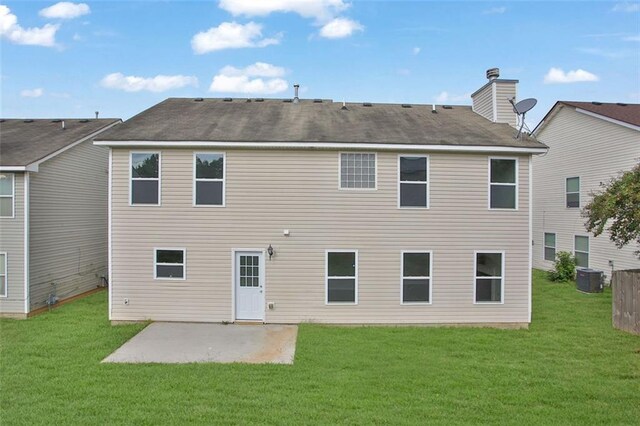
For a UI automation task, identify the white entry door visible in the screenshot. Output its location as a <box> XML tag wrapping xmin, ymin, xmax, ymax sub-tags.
<box><xmin>235</xmin><ymin>251</ymin><xmax>265</xmax><ymax>321</ymax></box>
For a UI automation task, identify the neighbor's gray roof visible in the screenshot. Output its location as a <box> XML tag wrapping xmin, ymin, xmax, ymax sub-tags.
<box><xmin>95</xmin><ymin>98</ymin><xmax>546</xmax><ymax>149</ymax></box>
<box><xmin>0</xmin><ymin>118</ymin><xmax>121</xmax><ymax>167</ymax></box>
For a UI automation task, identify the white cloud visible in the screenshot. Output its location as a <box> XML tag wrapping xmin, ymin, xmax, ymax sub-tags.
<box><xmin>578</xmin><ymin>47</ymin><xmax>634</xmax><ymax>59</ymax></box>
<box><xmin>434</xmin><ymin>91</ymin><xmax>470</xmax><ymax>103</ymax></box>
<box><xmin>319</xmin><ymin>17</ymin><xmax>363</xmax><ymax>38</ymax></box>
<box><xmin>543</xmin><ymin>67</ymin><xmax>599</xmax><ymax>84</ymax></box>
<box><xmin>20</xmin><ymin>88</ymin><xmax>44</xmax><ymax>98</ymax></box>
<box><xmin>612</xmin><ymin>2</ymin><xmax>640</xmax><ymax>12</ymax></box>
<box><xmin>412</xmin><ymin>47</ymin><xmax>421</xmax><ymax>55</ymax></box>
<box><xmin>623</xmin><ymin>34</ymin><xmax>640</xmax><ymax>41</ymax></box>
<box><xmin>191</xmin><ymin>21</ymin><xmax>280</xmax><ymax>54</ymax></box>
<box><xmin>39</xmin><ymin>2</ymin><xmax>90</xmax><ymax>19</ymax></box>
<box><xmin>219</xmin><ymin>0</ymin><xmax>349</xmax><ymax>21</ymax></box>
<box><xmin>209</xmin><ymin>62</ymin><xmax>288</xmax><ymax>94</ymax></box>
<box><xmin>0</xmin><ymin>5</ymin><xmax>59</xmax><ymax>47</ymax></box>
<box><xmin>397</xmin><ymin>68</ymin><xmax>411</xmax><ymax>76</ymax></box>
<box><xmin>100</xmin><ymin>73</ymin><xmax>198</xmax><ymax>92</ymax></box>
<box><xmin>483</xmin><ymin>6</ymin><xmax>507</xmax><ymax>15</ymax></box>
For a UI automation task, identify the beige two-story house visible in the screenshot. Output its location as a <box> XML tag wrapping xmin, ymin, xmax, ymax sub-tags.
<box><xmin>95</xmin><ymin>72</ymin><xmax>547</xmax><ymax>326</ymax></box>
<box><xmin>0</xmin><ymin>118</ymin><xmax>120</xmax><ymax>317</ymax></box>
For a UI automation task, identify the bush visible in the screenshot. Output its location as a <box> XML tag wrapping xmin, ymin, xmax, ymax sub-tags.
<box><xmin>548</xmin><ymin>251</ymin><xmax>576</xmax><ymax>282</ymax></box>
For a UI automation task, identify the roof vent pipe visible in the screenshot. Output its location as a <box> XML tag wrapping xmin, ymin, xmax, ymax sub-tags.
<box><xmin>95</xmin><ymin>111</ymin><xmax>99</xmax><ymax>119</ymax></box>
<box><xmin>61</xmin><ymin>120</ymin><xmax>65</xmax><ymax>130</ymax></box>
<box><xmin>486</xmin><ymin>67</ymin><xmax>500</xmax><ymax>80</ymax></box>
<box><xmin>293</xmin><ymin>84</ymin><xmax>300</xmax><ymax>103</ymax></box>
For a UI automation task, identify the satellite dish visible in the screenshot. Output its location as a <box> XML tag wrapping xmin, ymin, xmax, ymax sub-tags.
<box><xmin>513</xmin><ymin>98</ymin><xmax>537</xmax><ymax>114</ymax></box>
<box><xmin>508</xmin><ymin>97</ymin><xmax>538</xmax><ymax>139</ymax></box>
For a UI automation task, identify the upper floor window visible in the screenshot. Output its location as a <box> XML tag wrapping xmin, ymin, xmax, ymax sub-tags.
<box><xmin>489</xmin><ymin>158</ymin><xmax>517</xmax><ymax>210</ymax></box>
<box><xmin>566</xmin><ymin>177</ymin><xmax>580</xmax><ymax>208</ymax></box>
<box><xmin>574</xmin><ymin>236</ymin><xmax>589</xmax><ymax>268</ymax></box>
<box><xmin>0</xmin><ymin>173</ymin><xmax>14</xmax><ymax>218</ymax></box>
<box><xmin>399</xmin><ymin>156</ymin><xmax>429</xmax><ymax>208</ymax></box>
<box><xmin>475</xmin><ymin>251</ymin><xmax>504</xmax><ymax>303</ymax></box>
<box><xmin>194</xmin><ymin>153</ymin><xmax>225</xmax><ymax>206</ymax></box>
<box><xmin>340</xmin><ymin>153</ymin><xmax>376</xmax><ymax>189</ymax></box>
<box><xmin>544</xmin><ymin>232</ymin><xmax>556</xmax><ymax>262</ymax></box>
<box><xmin>131</xmin><ymin>152</ymin><xmax>160</xmax><ymax>205</ymax></box>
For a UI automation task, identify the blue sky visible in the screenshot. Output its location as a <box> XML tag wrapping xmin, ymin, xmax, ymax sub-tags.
<box><xmin>1</xmin><ymin>1</ymin><xmax>639</xmax><ymax>126</ymax></box>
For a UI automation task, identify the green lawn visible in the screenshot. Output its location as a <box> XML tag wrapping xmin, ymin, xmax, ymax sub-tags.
<box><xmin>1</xmin><ymin>270</ymin><xmax>639</xmax><ymax>425</ymax></box>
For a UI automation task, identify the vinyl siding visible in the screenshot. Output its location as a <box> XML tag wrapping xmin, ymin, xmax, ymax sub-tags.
<box><xmin>533</xmin><ymin>106</ymin><xmax>640</xmax><ymax>276</ymax></box>
<box><xmin>495</xmin><ymin>83</ymin><xmax>517</xmax><ymax>127</ymax></box>
<box><xmin>29</xmin><ymin>140</ymin><xmax>109</xmax><ymax>310</ymax></box>
<box><xmin>472</xmin><ymin>85</ymin><xmax>493</xmax><ymax>122</ymax></box>
<box><xmin>111</xmin><ymin>148</ymin><xmax>531</xmax><ymax>324</ymax></box>
<box><xmin>0</xmin><ymin>173</ymin><xmax>25</xmax><ymax>314</ymax></box>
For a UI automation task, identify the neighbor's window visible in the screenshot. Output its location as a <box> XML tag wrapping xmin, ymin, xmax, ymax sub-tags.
<box><xmin>0</xmin><ymin>173</ymin><xmax>14</xmax><ymax>217</ymax></box>
<box><xmin>399</xmin><ymin>156</ymin><xmax>428</xmax><ymax>208</ymax></box>
<box><xmin>574</xmin><ymin>236</ymin><xmax>589</xmax><ymax>268</ymax></box>
<box><xmin>154</xmin><ymin>249</ymin><xmax>185</xmax><ymax>279</ymax></box>
<box><xmin>475</xmin><ymin>252</ymin><xmax>504</xmax><ymax>303</ymax></box>
<box><xmin>544</xmin><ymin>233</ymin><xmax>556</xmax><ymax>262</ymax></box>
<box><xmin>131</xmin><ymin>152</ymin><xmax>160</xmax><ymax>205</ymax></box>
<box><xmin>340</xmin><ymin>153</ymin><xmax>376</xmax><ymax>189</ymax></box>
<box><xmin>326</xmin><ymin>251</ymin><xmax>357</xmax><ymax>303</ymax></box>
<box><xmin>566</xmin><ymin>177</ymin><xmax>580</xmax><ymax>208</ymax></box>
<box><xmin>194</xmin><ymin>153</ymin><xmax>225</xmax><ymax>206</ymax></box>
<box><xmin>402</xmin><ymin>252</ymin><xmax>431</xmax><ymax>303</ymax></box>
<box><xmin>489</xmin><ymin>158</ymin><xmax>517</xmax><ymax>209</ymax></box>
<box><xmin>0</xmin><ymin>253</ymin><xmax>7</xmax><ymax>297</ymax></box>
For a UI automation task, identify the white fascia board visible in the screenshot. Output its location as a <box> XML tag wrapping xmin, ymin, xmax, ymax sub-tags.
<box><xmin>0</xmin><ymin>166</ymin><xmax>38</xmax><ymax>172</ymax></box>
<box><xmin>94</xmin><ymin>140</ymin><xmax>548</xmax><ymax>154</ymax></box>
<box><xmin>575</xmin><ymin>108</ymin><xmax>640</xmax><ymax>132</ymax></box>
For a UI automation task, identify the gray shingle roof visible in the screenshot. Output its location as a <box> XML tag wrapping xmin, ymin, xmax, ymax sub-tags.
<box><xmin>0</xmin><ymin>119</ymin><xmax>121</xmax><ymax>167</ymax></box>
<box><xmin>95</xmin><ymin>98</ymin><xmax>546</xmax><ymax>150</ymax></box>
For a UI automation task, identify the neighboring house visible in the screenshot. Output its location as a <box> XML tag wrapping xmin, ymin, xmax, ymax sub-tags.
<box><xmin>532</xmin><ymin>102</ymin><xmax>640</xmax><ymax>277</ymax></box>
<box><xmin>0</xmin><ymin>118</ymin><xmax>121</xmax><ymax>318</ymax></box>
<box><xmin>95</xmin><ymin>71</ymin><xmax>547</xmax><ymax>326</ymax></box>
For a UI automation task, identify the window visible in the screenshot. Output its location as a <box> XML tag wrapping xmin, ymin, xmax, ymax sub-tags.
<box><xmin>0</xmin><ymin>253</ymin><xmax>6</xmax><ymax>297</ymax></box>
<box><xmin>131</xmin><ymin>152</ymin><xmax>160</xmax><ymax>205</ymax></box>
<box><xmin>399</xmin><ymin>156</ymin><xmax>429</xmax><ymax>208</ymax></box>
<box><xmin>340</xmin><ymin>153</ymin><xmax>376</xmax><ymax>189</ymax></box>
<box><xmin>544</xmin><ymin>233</ymin><xmax>556</xmax><ymax>262</ymax></box>
<box><xmin>566</xmin><ymin>177</ymin><xmax>580</xmax><ymax>208</ymax></box>
<box><xmin>0</xmin><ymin>173</ymin><xmax>14</xmax><ymax>218</ymax></box>
<box><xmin>194</xmin><ymin>153</ymin><xmax>225</xmax><ymax>206</ymax></box>
<box><xmin>474</xmin><ymin>252</ymin><xmax>504</xmax><ymax>303</ymax></box>
<box><xmin>326</xmin><ymin>250</ymin><xmax>357</xmax><ymax>303</ymax></box>
<box><xmin>574</xmin><ymin>236</ymin><xmax>589</xmax><ymax>268</ymax></box>
<box><xmin>154</xmin><ymin>249</ymin><xmax>185</xmax><ymax>279</ymax></box>
<box><xmin>489</xmin><ymin>158</ymin><xmax>517</xmax><ymax>209</ymax></box>
<box><xmin>401</xmin><ymin>252</ymin><xmax>432</xmax><ymax>303</ymax></box>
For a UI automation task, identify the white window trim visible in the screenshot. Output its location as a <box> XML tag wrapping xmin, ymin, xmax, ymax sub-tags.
<box><xmin>397</xmin><ymin>155</ymin><xmax>430</xmax><ymax>209</ymax></box>
<box><xmin>566</xmin><ymin>176</ymin><xmax>580</xmax><ymax>209</ymax></box>
<box><xmin>573</xmin><ymin>235</ymin><xmax>590</xmax><ymax>269</ymax></box>
<box><xmin>0</xmin><ymin>252</ymin><xmax>7</xmax><ymax>297</ymax></box>
<box><xmin>488</xmin><ymin>157</ymin><xmax>518</xmax><ymax>211</ymax></box>
<box><xmin>129</xmin><ymin>151</ymin><xmax>161</xmax><ymax>206</ymax></box>
<box><xmin>543</xmin><ymin>232</ymin><xmax>557</xmax><ymax>262</ymax></box>
<box><xmin>0</xmin><ymin>173</ymin><xmax>15</xmax><ymax>219</ymax></box>
<box><xmin>192</xmin><ymin>152</ymin><xmax>226</xmax><ymax>207</ymax></box>
<box><xmin>325</xmin><ymin>249</ymin><xmax>359</xmax><ymax>305</ymax></box>
<box><xmin>153</xmin><ymin>248</ymin><xmax>186</xmax><ymax>280</ymax></box>
<box><xmin>400</xmin><ymin>250</ymin><xmax>433</xmax><ymax>305</ymax></box>
<box><xmin>338</xmin><ymin>152</ymin><xmax>377</xmax><ymax>191</ymax></box>
<box><xmin>473</xmin><ymin>250</ymin><xmax>505</xmax><ymax>305</ymax></box>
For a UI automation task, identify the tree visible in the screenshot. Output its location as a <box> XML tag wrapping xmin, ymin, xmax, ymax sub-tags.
<box><xmin>582</xmin><ymin>162</ymin><xmax>640</xmax><ymax>258</ymax></box>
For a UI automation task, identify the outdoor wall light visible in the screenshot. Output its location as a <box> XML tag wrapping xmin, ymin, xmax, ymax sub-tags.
<box><xmin>268</xmin><ymin>244</ymin><xmax>274</xmax><ymax>260</ymax></box>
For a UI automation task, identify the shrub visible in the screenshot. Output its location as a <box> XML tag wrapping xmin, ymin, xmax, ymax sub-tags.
<box><xmin>548</xmin><ymin>251</ymin><xmax>576</xmax><ymax>282</ymax></box>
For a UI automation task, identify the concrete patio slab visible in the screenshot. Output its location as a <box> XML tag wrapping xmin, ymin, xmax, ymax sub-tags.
<box><xmin>102</xmin><ymin>322</ymin><xmax>298</xmax><ymax>364</ymax></box>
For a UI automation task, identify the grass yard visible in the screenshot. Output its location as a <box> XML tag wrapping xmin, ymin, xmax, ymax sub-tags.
<box><xmin>1</xmin><ymin>270</ymin><xmax>639</xmax><ymax>425</ymax></box>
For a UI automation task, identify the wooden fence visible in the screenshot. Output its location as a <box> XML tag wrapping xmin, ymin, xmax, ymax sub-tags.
<box><xmin>612</xmin><ymin>269</ymin><xmax>640</xmax><ymax>335</ymax></box>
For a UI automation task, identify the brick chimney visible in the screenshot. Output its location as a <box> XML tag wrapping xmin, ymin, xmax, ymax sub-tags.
<box><xmin>471</xmin><ymin>68</ymin><xmax>518</xmax><ymax>127</ymax></box>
